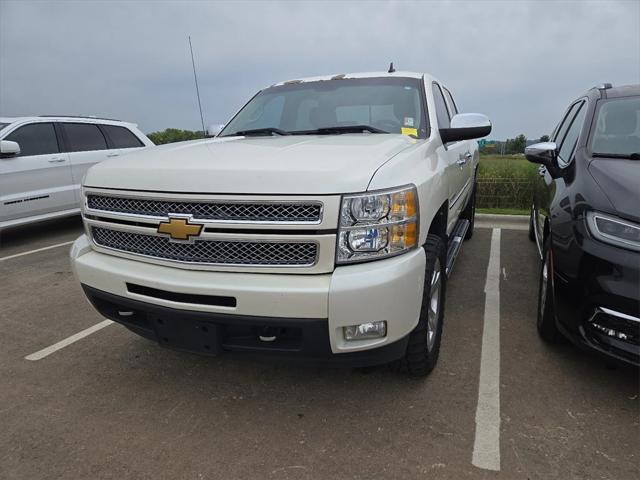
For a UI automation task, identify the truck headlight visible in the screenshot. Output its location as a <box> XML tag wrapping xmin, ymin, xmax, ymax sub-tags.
<box><xmin>337</xmin><ymin>185</ymin><xmax>419</xmax><ymax>264</ymax></box>
<box><xmin>586</xmin><ymin>211</ymin><xmax>640</xmax><ymax>252</ymax></box>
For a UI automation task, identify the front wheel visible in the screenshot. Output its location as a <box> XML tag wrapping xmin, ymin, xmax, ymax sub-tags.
<box><xmin>529</xmin><ymin>204</ymin><xmax>536</xmax><ymax>242</ymax></box>
<box><xmin>399</xmin><ymin>234</ymin><xmax>447</xmax><ymax>377</ymax></box>
<box><xmin>537</xmin><ymin>236</ymin><xmax>563</xmax><ymax>343</ymax></box>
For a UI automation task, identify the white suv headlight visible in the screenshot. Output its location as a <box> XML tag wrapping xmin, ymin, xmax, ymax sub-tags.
<box><xmin>586</xmin><ymin>211</ymin><xmax>640</xmax><ymax>252</ymax></box>
<box><xmin>337</xmin><ymin>185</ymin><xmax>419</xmax><ymax>264</ymax></box>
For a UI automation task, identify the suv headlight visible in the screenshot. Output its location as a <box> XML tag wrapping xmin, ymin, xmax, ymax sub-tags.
<box><xmin>337</xmin><ymin>185</ymin><xmax>419</xmax><ymax>264</ymax></box>
<box><xmin>586</xmin><ymin>211</ymin><xmax>640</xmax><ymax>252</ymax></box>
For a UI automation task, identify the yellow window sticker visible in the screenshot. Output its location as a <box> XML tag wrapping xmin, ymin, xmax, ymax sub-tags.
<box><xmin>401</xmin><ymin>127</ymin><xmax>418</xmax><ymax>137</ymax></box>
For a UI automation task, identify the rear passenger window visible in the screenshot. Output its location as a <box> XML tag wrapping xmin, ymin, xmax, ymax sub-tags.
<box><xmin>5</xmin><ymin>123</ymin><xmax>59</xmax><ymax>156</ymax></box>
<box><xmin>62</xmin><ymin>123</ymin><xmax>108</xmax><ymax>152</ymax></box>
<box><xmin>432</xmin><ymin>83</ymin><xmax>451</xmax><ymax>129</ymax></box>
<box><xmin>443</xmin><ymin>88</ymin><xmax>458</xmax><ymax>115</ymax></box>
<box><xmin>101</xmin><ymin>125</ymin><xmax>144</xmax><ymax>148</ymax></box>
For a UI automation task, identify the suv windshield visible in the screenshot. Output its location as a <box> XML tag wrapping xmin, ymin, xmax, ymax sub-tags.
<box><xmin>220</xmin><ymin>77</ymin><xmax>428</xmax><ymax>138</ymax></box>
<box><xmin>591</xmin><ymin>96</ymin><xmax>640</xmax><ymax>158</ymax></box>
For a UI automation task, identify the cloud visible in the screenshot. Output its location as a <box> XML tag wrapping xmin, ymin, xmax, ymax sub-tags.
<box><xmin>1</xmin><ymin>0</ymin><xmax>638</xmax><ymax>139</ymax></box>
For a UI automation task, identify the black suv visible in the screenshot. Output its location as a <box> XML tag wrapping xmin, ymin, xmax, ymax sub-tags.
<box><xmin>525</xmin><ymin>84</ymin><xmax>639</xmax><ymax>366</ymax></box>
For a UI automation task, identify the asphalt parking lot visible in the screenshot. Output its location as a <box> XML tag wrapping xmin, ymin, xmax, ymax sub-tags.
<box><xmin>1</xmin><ymin>218</ymin><xmax>638</xmax><ymax>480</ymax></box>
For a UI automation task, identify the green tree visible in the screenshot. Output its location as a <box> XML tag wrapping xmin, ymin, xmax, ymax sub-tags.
<box><xmin>505</xmin><ymin>134</ymin><xmax>527</xmax><ymax>154</ymax></box>
<box><xmin>147</xmin><ymin>128</ymin><xmax>205</xmax><ymax>145</ymax></box>
<box><xmin>540</xmin><ymin>134</ymin><xmax>550</xmax><ymax>142</ymax></box>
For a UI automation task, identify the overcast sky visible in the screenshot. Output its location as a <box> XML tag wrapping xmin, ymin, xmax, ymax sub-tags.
<box><xmin>1</xmin><ymin>0</ymin><xmax>639</xmax><ymax>139</ymax></box>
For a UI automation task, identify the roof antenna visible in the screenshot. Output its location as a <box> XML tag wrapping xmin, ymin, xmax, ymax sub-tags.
<box><xmin>188</xmin><ymin>35</ymin><xmax>206</xmax><ymax>138</ymax></box>
<box><xmin>388</xmin><ymin>62</ymin><xmax>396</xmax><ymax>73</ymax></box>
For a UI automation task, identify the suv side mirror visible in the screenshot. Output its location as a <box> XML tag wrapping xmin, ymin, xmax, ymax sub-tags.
<box><xmin>0</xmin><ymin>140</ymin><xmax>20</xmax><ymax>157</ymax></box>
<box><xmin>440</xmin><ymin>113</ymin><xmax>492</xmax><ymax>143</ymax></box>
<box><xmin>207</xmin><ymin>124</ymin><xmax>225</xmax><ymax>137</ymax></box>
<box><xmin>525</xmin><ymin>142</ymin><xmax>558</xmax><ymax>169</ymax></box>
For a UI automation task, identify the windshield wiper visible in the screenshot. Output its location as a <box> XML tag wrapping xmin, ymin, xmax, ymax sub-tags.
<box><xmin>291</xmin><ymin>125</ymin><xmax>388</xmax><ymax>135</ymax></box>
<box><xmin>226</xmin><ymin>127</ymin><xmax>290</xmax><ymax>137</ymax></box>
<box><xmin>593</xmin><ymin>152</ymin><xmax>640</xmax><ymax>160</ymax></box>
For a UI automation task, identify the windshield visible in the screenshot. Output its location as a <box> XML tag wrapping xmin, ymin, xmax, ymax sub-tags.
<box><xmin>591</xmin><ymin>96</ymin><xmax>640</xmax><ymax>157</ymax></box>
<box><xmin>220</xmin><ymin>77</ymin><xmax>428</xmax><ymax>138</ymax></box>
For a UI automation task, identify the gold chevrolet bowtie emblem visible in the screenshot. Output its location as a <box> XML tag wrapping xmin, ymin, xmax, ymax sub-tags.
<box><xmin>157</xmin><ymin>217</ymin><xmax>203</xmax><ymax>241</ymax></box>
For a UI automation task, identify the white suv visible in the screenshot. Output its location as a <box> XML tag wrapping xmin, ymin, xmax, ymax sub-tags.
<box><xmin>71</xmin><ymin>72</ymin><xmax>490</xmax><ymax>376</ymax></box>
<box><xmin>0</xmin><ymin>116</ymin><xmax>153</xmax><ymax>231</ymax></box>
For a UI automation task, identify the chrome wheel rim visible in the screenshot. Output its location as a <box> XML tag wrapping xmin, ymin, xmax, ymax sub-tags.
<box><xmin>427</xmin><ymin>258</ymin><xmax>442</xmax><ymax>351</ymax></box>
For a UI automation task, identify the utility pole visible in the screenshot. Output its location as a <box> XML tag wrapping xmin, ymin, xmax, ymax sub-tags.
<box><xmin>188</xmin><ymin>36</ymin><xmax>206</xmax><ymax>137</ymax></box>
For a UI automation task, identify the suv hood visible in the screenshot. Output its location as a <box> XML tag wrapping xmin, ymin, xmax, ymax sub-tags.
<box><xmin>84</xmin><ymin>135</ymin><xmax>417</xmax><ymax>195</ymax></box>
<box><xmin>588</xmin><ymin>158</ymin><xmax>640</xmax><ymax>221</ymax></box>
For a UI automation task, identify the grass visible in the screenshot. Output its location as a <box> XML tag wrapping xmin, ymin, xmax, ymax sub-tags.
<box><xmin>476</xmin><ymin>154</ymin><xmax>537</xmax><ymax>211</ymax></box>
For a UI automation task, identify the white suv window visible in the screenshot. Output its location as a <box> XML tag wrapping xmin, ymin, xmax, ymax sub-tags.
<box><xmin>5</xmin><ymin>123</ymin><xmax>60</xmax><ymax>156</ymax></box>
<box><xmin>62</xmin><ymin>123</ymin><xmax>108</xmax><ymax>152</ymax></box>
<box><xmin>101</xmin><ymin>125</ymin><xmax>144</xmax><ymax>148</ymax></box>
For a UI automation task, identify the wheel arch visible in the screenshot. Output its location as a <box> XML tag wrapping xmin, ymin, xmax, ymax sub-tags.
<box><xmin>427</xmin><ymin>200</ymin><xmax>448</xmax><ymax>242</ymax></box>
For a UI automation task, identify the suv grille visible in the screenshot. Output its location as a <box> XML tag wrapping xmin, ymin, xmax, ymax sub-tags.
<box><xmin>91</xmin><ymin>227</ymin><xmax>318</xmax><ymax>266</ymax></box>
<box><xmin>87</xmin><ymin>195</ymin><xmax>322</xmax><ymax>223</ymax></box>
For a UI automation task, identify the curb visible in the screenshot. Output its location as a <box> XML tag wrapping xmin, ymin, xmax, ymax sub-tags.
<box><xmin>475</xmin><ymin>213</ymin><xmax>529</xmax><ymax>231</ymax></box>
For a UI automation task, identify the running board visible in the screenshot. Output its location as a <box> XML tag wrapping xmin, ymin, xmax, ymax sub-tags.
<box><xmin>445</xmin><ymin>219</ymin><xmax>469</xmax><ymax>277</ymax></box>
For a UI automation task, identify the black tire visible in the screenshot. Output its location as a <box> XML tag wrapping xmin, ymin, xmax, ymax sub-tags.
<box><xmin>398</xmin><ymin>234</ymin><xmax>447</xmax><ymax>377</ymax></box>
<box><xmin>528</xmin><ymin>205</ymin><xmax>536</xmax><ymax>242</ymax></box>
<box><xmin>537</xmin><ymin>236</ymin><xmax>563</xmax><ymax>343</ymax></box>
<box><xmin>460</xmin><ymin>183</ymin><xmax>476</xmax><ymax>240</ymax></box>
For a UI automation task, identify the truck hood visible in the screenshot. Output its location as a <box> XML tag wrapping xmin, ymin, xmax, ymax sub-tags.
<box><xmin>84</xmin><ymin>135</ymin><xmax>417</xmax><ymax>194</ymax></box>
<box><xmin>588</xmin><ymin>158</ymin><xmax>640</xmax><ymax>222</ymax></box>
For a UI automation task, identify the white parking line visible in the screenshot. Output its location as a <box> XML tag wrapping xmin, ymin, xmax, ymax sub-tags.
<box><xmin>0</xmin><ymin>240</ymin><xmax>74</xmax><ymax>262</ymax></box>
<box><xmin>472</xmin><ymin>227</ymin><xmax>501</xmax><ymax>471</ymax></box>
<box><xmin>25</xmin><ymin>320</ymin><xmax>114</xmax><ymax>361</ymax></box>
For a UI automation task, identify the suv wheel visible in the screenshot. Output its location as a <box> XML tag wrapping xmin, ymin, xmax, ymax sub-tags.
<box><xmin>528</xmin><ymin>204</ymin><xmax>536</xmax><ymax>242</ymax></box>
<box><xmin>398</xmin><ymin>234</ymin><xmax>447</xmax><ymax>377</ymax></box>
<box><xmin>461</xmin><ymin>183</ymin><xmax>476</xmax><ymax>240</ymax></box>
<box><xmin>537</xmin><ymin>236</ymin><xmax>563</xmax><ymax>343</ymax></box>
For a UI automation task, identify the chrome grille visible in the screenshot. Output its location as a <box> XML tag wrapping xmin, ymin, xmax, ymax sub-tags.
<box><xmin>91</xmin><ymin>227</ymin><xmax>318</xmax><ymax>266</ymax></box>
<box><xmin>87</xmin><ymin>195</ymin><xmax>322</xmax><ymax>223</ymax></box>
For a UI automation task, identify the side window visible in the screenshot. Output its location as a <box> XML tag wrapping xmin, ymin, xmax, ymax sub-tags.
<box><xmin>443</xmin><ymin>87</ymin><xmax>459</xmax><ymax>116</ymax></box>
<box><xmin>101</xmin><ymin>125</ymin><xmax>144</xmax><ymax>148</ymax></box>
<box><xmin>557</xmin><ymin>102</ymin><xmax>587</xmax><ymax>166</ymax></box>
<box><xmin>432</xmin><ymin>83</ymin><xmax>451</xmax><ymax>129</ymax></box>
<box><xmin>5</xmin><ymin>123</ymin><xmax>59</xmax><ymax>156</ymax></box>
<box><xmin>62</xmin><ymin>123</ymin><xmax>108</xmax><ymax>152</ymax></box>
<box><xmin>552</xmin><ymin>102</ymin><xmax>580</xmax><ymax>144</ymax></box>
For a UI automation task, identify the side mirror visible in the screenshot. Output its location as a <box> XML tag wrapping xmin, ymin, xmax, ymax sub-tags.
<box><xmin>207</xmin><ymin>124</ymin><xmax>225</xmax><ymax>137</ymax></box>
<box><xmin>0</xmin><ymin>140</ymin><xmax>20</xmax><ymax>157</ymax></box>
<box><xmin>440</xmin><ymin>113</ymin><xmax>492</xmax><ymax>143</ymax></box>
<box><xmin>525</xmin><ymin>142</ymin><xmax>558</xmax><ymax>169</ymax></box>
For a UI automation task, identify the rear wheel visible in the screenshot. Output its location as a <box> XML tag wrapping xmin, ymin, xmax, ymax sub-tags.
<box><xmin>398</xmin><ymin>234</ymin><xmax>447</xmax><ymax>377</ymax></box>
<box><xmin>537</xmin><ymin>236</ymin><xmax>563</xmax><ymax>343</ymax></box>
<box><xmin>461</xmin><ymin>183</ymin><xmax>476</xmax><ymax>240</ymax></box>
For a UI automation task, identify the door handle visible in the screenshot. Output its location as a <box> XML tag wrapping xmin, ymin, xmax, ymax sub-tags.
<box><xmin>464</xmin><ymin>152</ymin><xmax>473</xmax><ymax>161</ymax></box>
<box><xmin>48</xmin><ymin>158</ymin><xmax>66</xmax><ymax>163</ymax></box>
<box><xmin>106</xmin><ymin>152</ymin><xmax>120</xmax><ymax>158</ymax></box>
<box><xmin>456</xmin><ymin>158</ymin><xmax>466</xmax><ymax>166</ymax></box>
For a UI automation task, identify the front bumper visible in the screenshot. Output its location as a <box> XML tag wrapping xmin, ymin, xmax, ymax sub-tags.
<box><xmin>553</xmin><ymin>228</ymin><xmax>640</xmax><ymax>366</ymax></box>
<box><xmin>71</xmin><ymin>235</ymin><xmax>426</xmax><ymax>361</ymax></box>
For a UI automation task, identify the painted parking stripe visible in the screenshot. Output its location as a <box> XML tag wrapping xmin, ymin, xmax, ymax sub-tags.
<box><xmin>25</xmin><ymin>320</ymin><xmax>114</xmax><ymax>361</ymax></box>
<box><xmin>472</xmin><ymin>227</ymin><xmax>501</xmax><ymax>471</ymax></box>
<box><xmin>0</xmin><ymin>240</ymin><xmax>74</xmax><ymax>262</ymax></box>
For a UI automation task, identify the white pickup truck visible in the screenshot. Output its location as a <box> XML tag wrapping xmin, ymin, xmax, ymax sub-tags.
<box><xmin>71</xmin><ymin>71</ymin><xmax>491</xmax><ymax>376</ymax></box>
